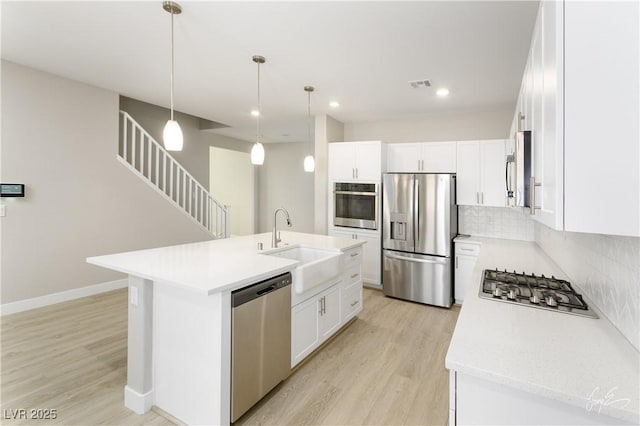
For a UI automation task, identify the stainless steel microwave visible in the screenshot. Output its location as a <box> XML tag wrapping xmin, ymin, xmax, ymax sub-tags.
<box><xmin>333</xmin><ymin>182</ymin><xmax>378</xmax><ymax>230</ymax></box>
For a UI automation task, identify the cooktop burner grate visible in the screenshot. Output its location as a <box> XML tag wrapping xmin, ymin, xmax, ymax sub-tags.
<box><xmin>479</xmin><ymin>269</ymin><xmax>598</xmax><ymax>318</ymax></box>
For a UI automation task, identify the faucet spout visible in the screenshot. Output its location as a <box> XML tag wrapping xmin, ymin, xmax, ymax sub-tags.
<box><xmin>272</xmin><ymin>208</ymin><xmax>292</xmax><ymax>248</ymax></box>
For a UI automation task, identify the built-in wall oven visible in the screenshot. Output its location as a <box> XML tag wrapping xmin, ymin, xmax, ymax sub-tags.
<box><xmin>333</xmin><ymin>182</ymin><xmax>378</xmax><ymax>230</ymax></box>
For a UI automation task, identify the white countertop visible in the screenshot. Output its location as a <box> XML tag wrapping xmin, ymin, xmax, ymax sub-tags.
<box><xmin>87</xmin><ymin>231</ymin><xmax>365</xmax><ymax>295</ymax></box>
<box><xmin>446</xmin><ymin>237</ymin><xmax>639</xmax><ymax>423</ymax></box>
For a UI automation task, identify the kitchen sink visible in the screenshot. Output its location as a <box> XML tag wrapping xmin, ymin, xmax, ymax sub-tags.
<box><xmin>263</xmin><ymin>246</ymin><xmax>342</xmax><ymax>294</ymax></box>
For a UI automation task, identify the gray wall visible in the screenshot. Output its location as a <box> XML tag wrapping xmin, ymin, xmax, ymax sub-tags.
<box><xmin>119</xmin><ymin>96</ymin><xmax>252</xmax><ymax>187</ymax></box>
<box><xmin>344</xmin><ymin>107</ymin><xmax>513</xmax><ymax>142</ymax></box>
<box><xmin>314</xmin><ymin>115</ymin><xmax>344</xmax><ymax>235</ymax></box>
<box><xmin>0</xmin><ymin>60</ymin><xmax>213</xmax><ymax>304</ymax></box>
<box><xmin>257</xmin><ymin>143</ymin><xmax>315</xmax><ymax>234</ymax></box>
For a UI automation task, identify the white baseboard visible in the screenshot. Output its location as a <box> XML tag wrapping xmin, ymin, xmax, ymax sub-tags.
<box><xmin>0</xmin><ymin>279</ymin><xmax>128</xmax><ymax>316</ymax></box>
<box><xmin>124</xmin><ymin>385</ymin><xmax>154</xmax><ymax>415</ymax></box>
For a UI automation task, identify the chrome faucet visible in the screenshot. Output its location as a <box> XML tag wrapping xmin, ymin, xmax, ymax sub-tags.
<box><xmin>272</xmin><ymin>208</ymin><xmax>292</xmax><ymax>248</ymax></box>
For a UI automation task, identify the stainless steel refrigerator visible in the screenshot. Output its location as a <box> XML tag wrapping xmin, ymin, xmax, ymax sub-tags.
<box><xmin>382</xmin><ymin>173</ymin><xmax>457</xmax><ymax>307</ymax></box>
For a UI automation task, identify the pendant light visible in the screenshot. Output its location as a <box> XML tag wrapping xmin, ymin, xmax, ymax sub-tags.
<box><xmin>251</xmin><ymin>55</ymin><xmax>266</xmax><ymax>165</ymax></box>
<box><xmin>162</xmin><ymin>1</ymin><xmax>183</xmax><ymax>151</ymax></box>
<box><xmin>303</xmin><ymin>86</ymin><xmax>315</xmax><ymax>172</ymax></box>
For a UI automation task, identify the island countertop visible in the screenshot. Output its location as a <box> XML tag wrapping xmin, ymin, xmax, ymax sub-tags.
<box><xmin>87</xmin><ymin>231</ymin><xmax>365</xmax><ymax>295</ymax></box>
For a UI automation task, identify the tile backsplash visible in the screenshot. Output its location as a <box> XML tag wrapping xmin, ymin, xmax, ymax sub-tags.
<box><xmin>535</xmin><ymin>222</ymin><xmax>640</xmax><ymax>351</ymax></box>
<box><xmin>458</xmin><ymin>206</ymin><xmax>534</xmax><ymax>241</ymax></box>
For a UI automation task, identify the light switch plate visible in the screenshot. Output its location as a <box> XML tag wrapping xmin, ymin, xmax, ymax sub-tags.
<box><xmin>0</xmin><ymin>205</ymin><xmax>6</xmax><ymax>217</ymax></box>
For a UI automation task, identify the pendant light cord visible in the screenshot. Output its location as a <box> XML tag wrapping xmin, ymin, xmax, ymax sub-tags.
<box><xmin>257</xmin><ymin>61</ymin><xmax>261</xmax><ymax>144</ymax></box>
<box><xmin>307</xmin><ymin>90</ymin><xmax>311</xmax><ymax>144</ymax></box>
<box><xmin>170</xmin><ymin>10</ymin><xmax>175</xmax><ymax>120</ymax></box>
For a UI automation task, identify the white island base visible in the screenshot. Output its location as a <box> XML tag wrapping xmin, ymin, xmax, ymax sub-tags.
<box><xmin>87</xmin><ymin>232</ymin><xmax>366</xmax><ymax>425</ymax></box>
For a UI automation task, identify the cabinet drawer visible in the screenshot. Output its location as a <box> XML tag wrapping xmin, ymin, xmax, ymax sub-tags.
<box><xmin>455</xmin><ymin>242</ymin><xmax>480</xmax><ymax>256</ymax></box>
<box><xmin>342</xmin><ymin>282</ymin><xmax>362</xmax><ymax>321</ymax></box>
<box><xmin>343</xmin><ymin>247</ymin><xmax>363</xmax><ymax>269</ymax></box>
<box><xmin>343</xmin><ymin>264</ymin><xmax>362</xmax><ymax>286</ymax></box>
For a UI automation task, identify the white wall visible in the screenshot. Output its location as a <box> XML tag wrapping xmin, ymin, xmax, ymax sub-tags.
<box><xmin>535</xmin><ymin>223</ymin><xmax>640</xmax><ymax>351</ymax></box>
<box><xmin>258</xmin><ymin>143</ymin><xmax>315</xmax><ymax>234</ymax></box>
<box><xmin>209</xmin><ymin>147</ymin><xmax>254</xmax><ymax>236</ymax></box>
<box><xmin>314</xmin><ymin>115</ymin><xmax>344</xmax><ymax>235</ymax></box>
<box><xmin>0</xmin><ymin>60</ymin><xmax>213</xmax><ymax>304</ymax></box>
<box><xmin>344</xmin><ymin>107</ymin><xmax>513</xmax><ymax>143</ymax></box>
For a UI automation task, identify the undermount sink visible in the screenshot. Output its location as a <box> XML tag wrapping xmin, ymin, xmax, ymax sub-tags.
<box><xmin>264</xmin><ymin>246</ymin><xmax>342</xmax><ymax>294</ymax></box>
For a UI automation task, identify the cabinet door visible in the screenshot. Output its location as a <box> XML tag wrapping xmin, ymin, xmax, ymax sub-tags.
<box><xmin>387</xmin><ymin>143</ymin><xmax>421</xmax><ymax>172</ymax></box>
<box><xmin>454</xmin><ymin>254</ymin><xmax>478</xmax><ymax>304</ymax></box>
<box><xmin>456</xmin><ymin>141</ymin><xmax>480</xmax><ymax>206</ymax></box>
<box><xmin>355</xmin><ymin>231</ymin><xmax>381</xmax><ymax>286</ymax></box>
<box><xmin>421</xmin><ymin>142</ymin><xmax>457</xmax><ymax>173</ymax></box>
<box><xmin>480</xmin><ymin>140</ymin><xmax>506</xmax><ymax>207</ymax></box>
<box><xmin>291</xmin><ymin>296</ymin><xmax>320</xmax><ymax>367</ymax></box>
<box><xmin>354</xmin><ymin>142</ymin><xmax>381</xmax><ymax>181</ymax></box>
<box><xmin>318</xmin><ymin>285</ymin><xmax>341</xmax><ymax>339</ymax></box>
<box><xmin>329</xmin><ymin>143</ymin><xmax>356</xmax><ymax>181</ymax></box>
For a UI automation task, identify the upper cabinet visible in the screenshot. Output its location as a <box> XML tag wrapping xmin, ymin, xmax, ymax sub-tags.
<box><xmin>456</xmin><ymin>140</ymin><xmax>506</xmax><ymax>207</ymax></box>
<box><xmin>329</xmin><ymin>141</ymin><xmax>383</xmax><ymax>182</ymax></box>
<box><xmin>387</xmin><ymin>142</ymin><xmax>456</xmax><ymax>173</ymax></box>
<box><xmin>513</xmin><ymin>1</ymin><xmax>639</xmax><ymax>236</ymax></box>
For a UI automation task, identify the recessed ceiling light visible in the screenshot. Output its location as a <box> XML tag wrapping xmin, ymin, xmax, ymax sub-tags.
<box><xmin>329</xmin><ymin>101</ymin><xmax>340</xmax><ymax>108</ymax></box>
<box><xmin>251</xmin><ymin>110</ymin><xmax>260</xmax><ymax>117</ymax></box>
<box><xmin>436</xmin><ymin>88</ymin><xmax>450</xmax><ymax>97</ymax></box>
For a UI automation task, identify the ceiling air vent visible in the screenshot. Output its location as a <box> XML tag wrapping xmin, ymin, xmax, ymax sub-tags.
<box><xmin>408</xmin><ymin>79</ymin><xmax>432</xmax><ymax>89</ymax></box>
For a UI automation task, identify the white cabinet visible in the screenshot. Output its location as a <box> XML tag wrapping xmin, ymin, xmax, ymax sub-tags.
<box><xmin>291</xmin><ymin>282</ymin><xmax>341</xmax><ymax>367</ymax></box>
<box><xmin>328</xmin><ymin>229</ymin><xmax>380</xmax><ymax>286</ymax></box>
<box><xmin>456</xmin><ymin>140</ymin><xmax>506</xmax><ymax>207</ymax></box>
<box><xmin>387</xmin><ymin>142</ymin><xmax>457</xmax><ymax>173</ymax></box>
<box><xmin>513</xmin><ymin>1</ymin><xmax>638</xmax><ymax>236</ymax></box>
<box><xmin>328</xmin><ymin>141</ymin><xmax>383</xmax><ymax>182</ymax></box>
<box><xmin>454</xmin><ymin>241</ymin><xmax>481</xmax><ymax>304</ymax></box>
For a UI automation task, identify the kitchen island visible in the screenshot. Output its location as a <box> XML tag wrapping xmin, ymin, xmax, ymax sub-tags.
<box><xmin>446</xmin><ymin>237</ymin><xmax>639</xmax><ymax>425</ymax></box>
<box><xmin>87</xmin><ymin>231</ymin><xmax>365</xmax><ymax>425</ymax></box>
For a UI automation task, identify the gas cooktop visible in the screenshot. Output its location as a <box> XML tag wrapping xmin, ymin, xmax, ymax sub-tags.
<box><xmin>479</xmin><ymin>269</ymin><xmax>598</xmax><ymax>319</ymax></box>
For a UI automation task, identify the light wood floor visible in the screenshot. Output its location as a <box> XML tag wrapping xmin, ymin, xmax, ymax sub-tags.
<box><xmin>1</xmin><ymin>288</ymin><xmax>459</xmax><ymax>425</ymax></box>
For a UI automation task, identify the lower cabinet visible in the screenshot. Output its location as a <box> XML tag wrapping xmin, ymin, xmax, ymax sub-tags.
<box><xmin>291</xmin><ymin>247</ymin><xmax>364</xmax><ymax>368</ymax></box>
<box><xmin>454</xmin><ymin>241</ymin><xmax>481</xmax><ymax>304</ymax></box>
<box><xmin>328</xmin><ymin>228</ymin><xmax>381</xmax><ymax>286</ymax></box>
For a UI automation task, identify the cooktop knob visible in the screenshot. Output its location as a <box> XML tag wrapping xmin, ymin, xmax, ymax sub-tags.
<box><xmin>546</xmin><ymin>295</ymin><xmax>558</xmax><ymax>307</ymax></box>
<box><xmin>508</xmin><ymin>288</ymin><xmax>518</xmax><ymax>300</ymax></box>
<box><xmin>493</xmin><ymin>287</ymin><xmax>503</xmax><ymax>298</ymax></box>
<box><xmin>530</xmin><ymin>293</ymin><xmax>541</xmax><ymax>304</ymax></box>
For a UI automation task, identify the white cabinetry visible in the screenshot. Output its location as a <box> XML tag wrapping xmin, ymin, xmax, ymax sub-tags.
<box><xmin>387</xmin><ymin>142</ymin><xmax>457</xmax><ymax>173</ymax></box>
<box><xmin>291</xmin><ymin>245</ymin><xmax>364</xmax><ymax>368</ymax></box>
<box><xmin>454</xmin><ymin>241</ymin><xmax>480</xmax><ymax>305</ymax></box>
<box><xmin>328</xmin><ymin>141</ymin><xmax>382</xmax><ymax>182</ymax></box>
<box><xmin>512</xmin><ymin>1</ymin><xmax>639</xmax><ymax>236</ymax></box>
<box><xmin>328</xmin><ymin>230</ymin><xmax>380</xmax><ymax>286</ymax></box>
<box><xmin>456</xmin><ymin>140</ymin><xmax>506</xmax><ymax>207</ymax></box>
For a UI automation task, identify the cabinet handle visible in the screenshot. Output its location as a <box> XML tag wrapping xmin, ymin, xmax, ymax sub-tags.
<box><xmin>350</xmin><ymin>273</ymin><xmax>359</xmax><ymax>279</ymax></box>
<box><xmin>350</xmin><ymin>252</ymin><xmax>360</xmax><ymax>257</ymax></box>
<box><xmin>476</xmin><ymin>192</ymin><xmax>480</xmax><ymax>204</ymax></box>
<box><xmin>319</xmin><ymin>299</ymin><xmax>323</xmax><ymax>315</ymax></box>
<box><xmin>350</xmin><ymin>301</ymin><xmax>358</xmax><ymax>307</ymax></box>
<box><xmin>323</xmin><ymin>297</ymin><xmax>326</xmax><ymax>315</ymax></box>
<box><xmin>529</xmin><ymin>176</ymin><xmax>542</xmax><ymax>215</ymax></box>
<box><xmin>481</xmin><ymin>192</ymin><xmax>484</xmax><ymax>205</ymax></box>
<box><xmin>418</xmin><ymin>159</ymin><xmax>421</xmax><ymax>171</ymax></box>
<box><xmin>460</xmin><ymin>247</ymin><xmax>475</xmax><ymax>252</ymax></box>
<box><xmin>356</xmin><ymin>168</ymin><xmax>359</xmax><ymax>179</ymax></box>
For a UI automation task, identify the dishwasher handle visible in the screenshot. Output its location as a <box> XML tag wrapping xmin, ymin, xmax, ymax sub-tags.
<box><xmin>232</xmin><ymin>272</ymin><xmax>292</xmax><ymax>307</ymax></box>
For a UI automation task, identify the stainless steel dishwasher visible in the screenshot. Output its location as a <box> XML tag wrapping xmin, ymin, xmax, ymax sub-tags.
<box><xmin>231</xmin><ymin>272</ymin><xmax>292</xmax><ymax>423</ymax></box>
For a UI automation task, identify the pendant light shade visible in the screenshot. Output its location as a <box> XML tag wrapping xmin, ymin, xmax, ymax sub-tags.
<box><xmin>163</xmin><ymin>1</ymin><xmax>183</xmax><ymax>151</ymax></box>
<box><xmin>303</xmin><ymin>154</ymin><xmax>315</xmax><ymax>172</ymax></box>
<box><xmin>163</xmin><ymin>119</ymin><xmax>183</xmax><ymax>151</ymax></box>
<box><xmin>303</xmin><ymin>85</ymin><xmax>315</xmax><ymax>173</ymax></box>
<box><xmin>251</xmin><ymin>142</ymin><xmax>265</xmax><ymax>165</ymax></box>
<box><xmin>251</xmin><ymin>55</ymin><xmax>266</xmax><ymax>165</ymax></box>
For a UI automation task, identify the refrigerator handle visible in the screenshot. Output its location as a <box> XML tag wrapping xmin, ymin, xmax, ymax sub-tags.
<box><xmin>384</xmin><ymin>251</ymin><xmax>448</xmax><ymax>265</ymax></box>
<box><xmin>414</xmin><ymin>177</ymin><xmax>419</xmax><ymax>242</ymax></box>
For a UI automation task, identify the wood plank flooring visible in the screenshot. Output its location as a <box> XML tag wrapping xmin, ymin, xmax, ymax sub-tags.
<box><xmin>1</xmin><ymin>288</ymin><xmax>459</xmax><ymax>425</ymax></box>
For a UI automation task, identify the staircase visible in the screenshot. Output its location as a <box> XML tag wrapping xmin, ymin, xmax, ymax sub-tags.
<box><xmin>118</xmin><ymin>111</ymin><xmax>230</xmax><ymax>239</ymax></box>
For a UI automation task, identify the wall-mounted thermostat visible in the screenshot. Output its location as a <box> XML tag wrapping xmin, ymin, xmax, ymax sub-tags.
<box><xmin>0</xmin><ymin>183</ymin><xmax>25</xmax><ymax>197</ymax></box>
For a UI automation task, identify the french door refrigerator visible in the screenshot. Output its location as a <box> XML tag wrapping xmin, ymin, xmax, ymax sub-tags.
<box><xmin>382</xmin><ymin>173</ymin><xmax>457</xmax><ymax>307</ymax></box>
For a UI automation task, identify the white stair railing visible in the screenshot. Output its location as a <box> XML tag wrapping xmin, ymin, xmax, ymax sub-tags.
<box><xmin>118</xmin><ymin>110</ymin><xmax>230</xmax><ymax>239</ymax></box>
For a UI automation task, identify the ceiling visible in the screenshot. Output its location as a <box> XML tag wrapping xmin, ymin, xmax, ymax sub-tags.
<box><xmin>1</xmin><ymin>1</ymin><xmax>539</xmax><ymax>143</ymax></box>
